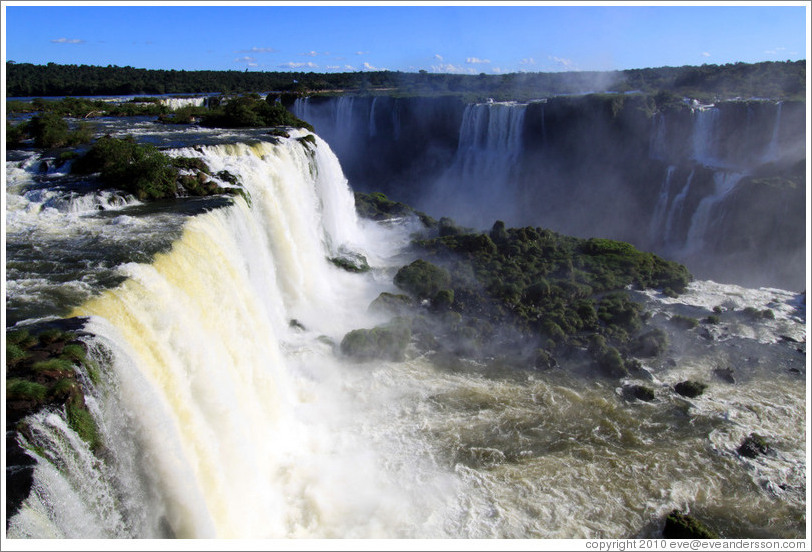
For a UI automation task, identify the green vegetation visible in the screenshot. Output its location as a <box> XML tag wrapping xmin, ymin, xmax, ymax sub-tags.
<box><xmin>663</xmin><ymin>510</ymin><xmax>719</xmax><ymax>539</ymax></box>
<box><xmin>6</xmin><ymin>112</ymin><xmax>94</xmax><ymax>148</ymax></box>
<box><xmin>71</xmin><ymin>135</ymin><xmax>242</xmax><ymax>200</ymax></box>
<box><xmin>394</xmin><ymin>259</ymin><xmax>452</xmax><ymax>300</ymax></box>
<box><xmin>6</xmin><ymin>324</ymin><xmax>103</xmax><ymax>451</ymax></box>
<box><xmin>6</xmin><ymin>60</ymin><xmax>805</xmax><ymax>101</ymax></box>
<box><xmin>200</xmin><ymin>94</ymin><xmax>313</xmax><ymax>131</ymax></box>
<box><xmin>356</xmin><ymin>216</ymin><xmax>692</xmax><ymax>376</ymax></box>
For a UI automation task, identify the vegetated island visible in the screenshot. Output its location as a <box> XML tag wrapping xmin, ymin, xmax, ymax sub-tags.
<box><xmin>342</xmin><ymin>192</ymin><xmax>692</xmax><ymax>384</ymax></box>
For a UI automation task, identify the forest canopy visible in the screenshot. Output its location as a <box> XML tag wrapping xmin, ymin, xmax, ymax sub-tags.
<box><xmin>5</xmin><ymin>60</ymin><xmax>806</xmax><ymax>101</ymax></box>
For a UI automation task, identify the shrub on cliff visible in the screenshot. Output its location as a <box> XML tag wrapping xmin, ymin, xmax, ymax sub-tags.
<box><xmin>394</xmin><ymin>259</ymin><xmax>451</xmax><ymax>300</ymax></box>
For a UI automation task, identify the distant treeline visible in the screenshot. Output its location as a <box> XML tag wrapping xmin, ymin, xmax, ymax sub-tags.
<box><xmin>5</xmin><ymin>60</ymin><xmax>806</xmax><ymax>101</ymax></box>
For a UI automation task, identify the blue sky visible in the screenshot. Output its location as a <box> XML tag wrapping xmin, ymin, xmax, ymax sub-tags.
<box><xmin>2</xmin><ymin>2</ymin><xmax>809</xmax><ymax>74</ymax></box>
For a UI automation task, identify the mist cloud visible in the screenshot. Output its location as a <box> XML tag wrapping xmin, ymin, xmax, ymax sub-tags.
<box><xmin>51</xmin><ymin>37</ymin><xmax>85</xmax><ymax>44</ymax></box>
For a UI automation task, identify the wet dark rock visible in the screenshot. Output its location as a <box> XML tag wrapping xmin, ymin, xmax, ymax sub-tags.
<box><xmin>5</xmin><ymin>433</ymin><xmax>37</xmax><ymax>526</ymax></box>
<box><xmin>662</xmin><ymin>510</ymin><xmax>719</xmax><ymax>539</ymax></box>
<box><xmin>674</xmin><ymin>380</ymin><xmax>707</xmax><ymax>398</ymax></box>
<box><xmin>737</xmin><ymin>433</ymin><xmax>771</xmax><ymax>458</ymax></box>
<box><xmin>713</xmin><ymin>367</ymin><xmax>736</xmax><ymax>384</ymax></box>
<box><xmin>623</xmin><ymin>384</ymin><xmax>656</xmax><ymax>402</ymax></box>
<box><xmin>534</xmin><ymin>349</ymin><xmax>557</xmax><ymax>370</ymax></box>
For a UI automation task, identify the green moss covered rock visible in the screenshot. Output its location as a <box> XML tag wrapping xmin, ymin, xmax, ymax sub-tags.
<box><xmin>663</xmin><ymin>510</ymin><xmax>719</xmax><ymax>539</ymax></box>
<box><xmin>340</xmin><ymin>318</ymin><xmax>412</xmax><ymax>362</ymax></box>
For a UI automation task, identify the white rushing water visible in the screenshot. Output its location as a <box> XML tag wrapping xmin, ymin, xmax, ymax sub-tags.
<box><xmin>432</xmin><ymin>101</ymin><xmax>528</xmax><ymax>227</ymax></box>
<box><xmin>5</xmin><ymin>130</ymin><xmax>807</xmax><ymax>541</ymax></box>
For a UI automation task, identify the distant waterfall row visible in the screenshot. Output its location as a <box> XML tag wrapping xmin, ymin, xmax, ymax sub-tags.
<box><xmin>285</xmin><ymin>95</ymin><xmax>803</xmax><ymax>289</ymax></box>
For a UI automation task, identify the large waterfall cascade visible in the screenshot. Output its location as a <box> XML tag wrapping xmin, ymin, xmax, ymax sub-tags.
<box><xmin>6</xmin><ymin>132</ymin><xmax>448</xmax><ymax>538</ymax></box>
<box><xmin>4</xmin><ymin>113</ymin><xmax>806</xmax><ymax>540</ymax></box>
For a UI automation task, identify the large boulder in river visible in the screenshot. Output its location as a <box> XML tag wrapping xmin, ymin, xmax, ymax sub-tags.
<box><xmin>340</xmin><ymin>318</ymin><xmax>412</xmax><ymax>362</ymax></box>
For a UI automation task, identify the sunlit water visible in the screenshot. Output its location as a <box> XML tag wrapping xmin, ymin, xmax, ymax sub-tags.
<box><xmin>4</xmin><ymin>118</ymin><xmax>807</xmax><ymax>540</ymax></box>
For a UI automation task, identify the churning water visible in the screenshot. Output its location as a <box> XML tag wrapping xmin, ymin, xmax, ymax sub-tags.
<box><xmin>3</xmin><ymin>119</ymin><xmax>807</xmax><ymax>541</ymax></box>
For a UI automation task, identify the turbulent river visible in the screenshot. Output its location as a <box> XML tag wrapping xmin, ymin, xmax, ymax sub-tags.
<box><xmin>3</xmin><ymin>117</ymin><xmax>808</xmax><ymax>541</ymax></box>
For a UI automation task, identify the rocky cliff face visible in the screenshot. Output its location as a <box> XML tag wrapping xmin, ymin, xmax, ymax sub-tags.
<box><xmin>286</xmin><ymin>95</ymin><xmax>806</xmax><ymax>290</ymax></box>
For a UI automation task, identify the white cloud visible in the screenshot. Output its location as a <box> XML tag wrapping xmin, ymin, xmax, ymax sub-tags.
<box><xmin>519</xmin><ymin>57</ymin><xmax>536</xmax><ymax>65</ymax></box>
<box><xmin>466</xmin><ymin>57</ymin><xmax>491</xmax><ymax>64</ymax></box>
<box><xmin>326</xmin><ymin>65</ymin><xmax>341</xmax><ymax>70</ymax></box>
<box><xmin>434</xmin><ymin>54</ymin><xmax>444</xmax><ymax>61</ymax></box>
<box><xmin>235</xmin><ymin>56</ymin><xmax>256</xmax><ymax>63</ymax></box>
<box><xmin>549</xmin><ymin>55</ymin><xmax>573</xmax><ymax>68</ymax></box>
<box><xmin>345</xmin><ymin>64</ymin><xmax>356</xmax><ymax>71</ymax></box>
<box><xmin>246</xmin><ymin>63</ymin><xmax>258</xmax><ymax>67</ymax></box>
<box><xmin>702</xmin><ymin>52</ymin><xmax>711</xmax><ymax>57</ymax></box>
<box><xmin>279</xmin><ymin>61</ymin><xmax>318</xmax><ymax>69</ymax></box>
<box><xmin>363</xmin><ymin>62</ymin><xmax>383</xmax><ymax>70</ymax></box>
<box><xmin>239</xmin><ymin>47</ymin><xmax>276</xmax><ymax>53</ymax></box>
<box><xmin>765</xmin><ymin>47</ymin><xmax>787</xmax><ymax>55</ymax></box>
<box><xmin>51</xmin><ymin>37</ymin><xmax>84</xmax><ymax>44</ymax></box>
<box><xmin>355</xmin><ymin>51</ymin><xmax>368</xmax><ymax>55</ymax></box>
<box><xmin>431</xmin><ymin>63</ymin><xmax>475</xmax><ymax>75</ymax></box>
<box><xmin>301</xmin><ymin>50</ymin><xmax>319</xmax><ymax>57</ymax></box>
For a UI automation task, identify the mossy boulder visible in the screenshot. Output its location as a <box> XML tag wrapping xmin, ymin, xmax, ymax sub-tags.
<box><xmin>329</xmin><ymin>251</ymin><xmax>370</xmax><ymax>273</ymax></box>
<box><xmin>663</xmin><ymin>510</ymin><xmax>719</xmax><ymax>539</ymax></box>
<box><xmin>340</xmin><ymin>318</ymin><xmax>412</xmax><ymax>362</ymax></box>
<box><xmin>368</xmin><ymin>292</ymin><xmax>415</xmax><ymax>316</ymax></box>
<box><xmin>674</xmin><ymin>380</ymin><xmax>707</xmax><ymax>398</ymax></box>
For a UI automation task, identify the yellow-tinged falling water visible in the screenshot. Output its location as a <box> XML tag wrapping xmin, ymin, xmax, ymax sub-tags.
<box><xmin>65</xmin><ymin>135</ymin><xmax>375</xmax><ymax>537</ymax></box>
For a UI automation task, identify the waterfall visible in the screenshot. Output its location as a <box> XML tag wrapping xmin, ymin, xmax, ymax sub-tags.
<box><xmin>431</xmin><ymin>102</ymin><xmax>528</xmax><ymax>227</ymax></box>
<box><xmin>683</xmin><ymin>171</ymin><xmax>743</xmax><ymax>255</ymax></box>
<box><xmin>649</xmin><ymin>113</ymin><xmax>668</xmax><ymax>161</ymax></box>
<box><xmin>334</xmin><ymin>96</ymin><xmax>355</xmax><ymax>136</ymax></box>
<box><xmin>762</xmin><ymin>102</ymin><xmax>783</xmax><ymax>164</ymax></box>
<box><xmin>690</xmin><ymin>107</ymin><xmax>720</xmax><ymax>167</ymax></box>
<box><xmin>159</xmin><ymin>97</ymin><xmax>207</xmax><ymax>110</ymax></box>
<box><xmin>7</xmin><ymin>133</ymin><xmax>431</xmax><ymax>538</ymax></box>
<box><xmin>369</xmin><ymin>96</ymin><xmax>378</xmax><ymax>137</ymax></box>
<box><xmin>662</xmin><ymin>169</ymin><xmax>694</xmax><ymax>250</ymax></box>
<box><xmin>648</xmin><ymin>165</ymin><xmax>677</xmax><ymax>244</ymax></box>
